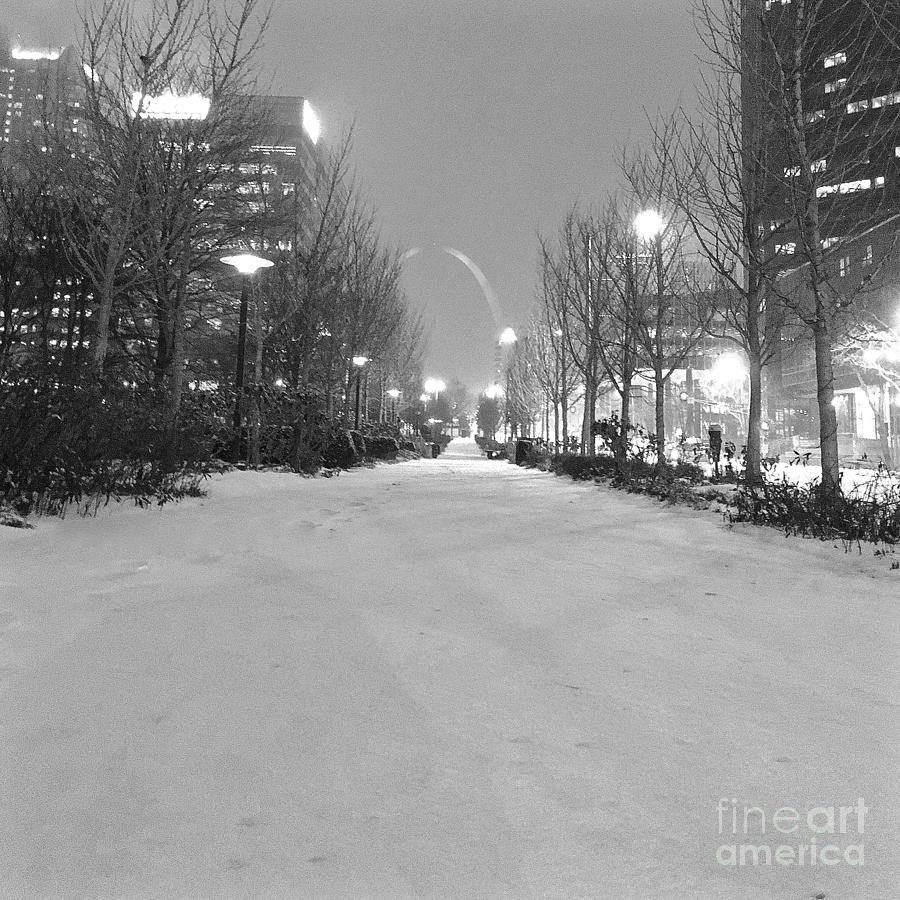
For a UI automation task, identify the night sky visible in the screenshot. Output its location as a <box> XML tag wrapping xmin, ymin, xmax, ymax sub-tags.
<box><xmin>6</xmin><ymin>0</ymin><xmax>699</xmax><ymax>390</ymax></box>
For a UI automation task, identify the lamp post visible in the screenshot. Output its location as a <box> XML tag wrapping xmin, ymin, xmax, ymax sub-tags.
<box><xmin>221</xmin><ymin>252</ymin><xmax>274</xmax><ymax>462</ymax></box>
<box><xmin>386</xmin><ymin>388</ymin><xmax>401</xmax><ymax>424</ymax></box>
<box><xmin>352</xmin><ymin>355</ymin><xmax>370</xmax><ymax>429</ymax></box>
<box><xmin>423</xmin><ymin>377</ymin><xmax>446</xmax><ymax>402</ymax></box>
<box><xmin>418</xmin><ymin>392</ymin><xmax>429</xmax><ymax>436</ymax></box>
<box><xmin>634</xmin><ymin>209</ymin><xmax>666</xmax><ymax>466</ymax></box>
<box><xmin>498</xmin><ymin>327</ymin><xmax>517</xmax><ymax>440</ymax></box>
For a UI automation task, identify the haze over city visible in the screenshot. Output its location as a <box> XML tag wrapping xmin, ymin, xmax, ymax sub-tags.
<box><xmin>3</xmin><ymin>1</ymin><xmax>900</xmax><ymax>897</ymax></box>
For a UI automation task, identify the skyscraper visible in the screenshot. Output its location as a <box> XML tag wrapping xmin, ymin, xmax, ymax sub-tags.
<box><xmin>1</xmin><ymin>42</ymin><xmax>83</xmax><ymax>156</ymax></box>
<box><xmin>743</xmin><ymin>0</ymin><xmax>900</xmax><ymax>458</ymax></box>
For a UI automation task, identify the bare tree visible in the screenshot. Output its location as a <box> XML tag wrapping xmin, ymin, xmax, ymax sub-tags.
<box><xmin>52</xmin><ymin>0</ymin><xmax>270</xmax><ymax>376</ymax></box>
<box><xmin>744</xmin><ymin>0</ymin><xmax>900</xmax><ymax>500</ymax></box>
<box><xmin>539</xmin><ymin>210</ymin><xmax>606</xmax><ymax>453</ymax></box>
<box><xmin>621</xmin><ymin>125</ymin><xmax>715</xmax><ymax>474</ymax></box>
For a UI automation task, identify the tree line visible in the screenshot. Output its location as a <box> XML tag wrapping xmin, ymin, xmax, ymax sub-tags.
<box><xmin>501</xmin><ymin>0</ymin><xmax>900</xmax><ymax>502</ymax></box>
<box><xmin>1</xmin><ymin>0</ymin><xmax>425</xmax><ymax>472</ymax></box>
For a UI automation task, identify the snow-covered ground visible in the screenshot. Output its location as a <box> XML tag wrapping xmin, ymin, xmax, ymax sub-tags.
<box><xmin>1</xmin><ymin>438</ymin><xmax>897</xmax><ymax>899</ymax></box>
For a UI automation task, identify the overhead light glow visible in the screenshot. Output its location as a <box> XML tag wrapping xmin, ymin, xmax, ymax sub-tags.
<box><xmin>302</xmin><ymin>99</ymin><xmax>321</xmax><ymax>145</ymax></box>
<box><xmin>711</xmin><ymin>352</ymin><xmax>748</xmax><ymax>386</ymax></box>
<box><xmin>424</xmin><ymin>378</ymin><xmax>446</xmax><ymax>394</ymax></box>
<box><xmin>12</xmin><ymin>47</ymin><xmax>62</xmax><ymax>61</ymax></box>
<box><xmin>220</xmin><ymin>253</ymin><xmax>274</xmax><ymax>275</ymax></box>
<box><xmin>634</xmin><ymin>208</ymin><xmax>665</xmax><ymax>240</ymax></box>
<box><xmin>386</xmin><ymin>388</ymin><xmax>401</xmax><ymax>399</ymax></box>
<box><xmin>131</xmin><ymin>91</ymin><xmax>210</xmax><ymax>120</ymax></box>
<box><xmin>499</xmin><ymin>327</ymin><xmax>517</xmax><ymax>346</ymax></box>
<box><xmin>352</xmin><ymin>355</ymin><xmax>370</xmax><ymax>367</ymax></box>
<box><xmin>485</xmin><ymin>384</ymin><xmax>504</xmax><ymax>399</ymax></box>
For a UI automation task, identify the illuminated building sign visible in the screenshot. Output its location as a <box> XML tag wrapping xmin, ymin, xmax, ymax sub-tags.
<box><xmin>302</xmin><ymin>99</ymin><xmax>321</xmax><ymax>144</ymax></box>
<box><xmin>12</xmin><ymin>47</ymin><xmax>62</xmax><ymax>61</ymax></box>
<box><xmin>130</xmin><ymin>91</ymin><xmax>210</xmax><ymax>121</ymax></box>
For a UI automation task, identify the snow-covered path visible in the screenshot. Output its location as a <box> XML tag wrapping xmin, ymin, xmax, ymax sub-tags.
<box><xmin>1</xmin><ymin>438</ymin><xmax>897</xmax><ymax>899</ymax></box>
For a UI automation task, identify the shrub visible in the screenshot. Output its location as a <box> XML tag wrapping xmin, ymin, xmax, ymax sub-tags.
<box><xmin>0</xmin><ymin>375</ymin><xmax>215</xmax><ymax>516</ymax></box>
<box><xmin>321</xmin><ymin>428</ymin><xmax>362</xmax><ymax>469</ymax></box>
<box><xmin>729</xmin><ymin>476</ymin><xmax>900</xmax><ymax>547</ymax></box>
<box><xmin>550</xmin><ymin>453</ymin><xmax>618</xmax><ymax>480</ymax></box>
<box><xmin>364</xmin><ymin>434</ymin><xmax>401</xmax><ymax>460</ymax></box>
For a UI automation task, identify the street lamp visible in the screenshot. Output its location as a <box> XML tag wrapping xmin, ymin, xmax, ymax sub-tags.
<box><xmin>497</xmin><ymin>328</ymin><xmax>518</xmax><ymax>439</ymax></box>
<box><xmin>352</xmin><ymin>355</ymin><xmax>370</xmax><ymax>430</ymax></box>
<box><xmin>386</xmin><ymin>387</ymin><xmax>401</xmax><ymax>424</ymax></box>
<box><xmin>423</xmin><ymin>377</ymin><xmax>446</xmax><ymax>401</ymax></box>
<box><xmin>221</xmin><ymin>252</ymin><xmax>274</xmax><ymax>462</ymax></box>
<box><xmin>633</xmin><ymin>209</ymin><xmax>664</xmax><ymax>241</ymax></box>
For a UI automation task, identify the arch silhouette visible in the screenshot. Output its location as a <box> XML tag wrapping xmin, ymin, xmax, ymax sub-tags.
<box><xmin>401</xmin><ymin>245</ymin><xmax>505</xmax><ymax>329</ymax></box>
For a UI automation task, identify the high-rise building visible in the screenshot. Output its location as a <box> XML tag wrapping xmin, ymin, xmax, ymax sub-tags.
<box><xmin>0</xmin><ymin>35</ymin><xmax>327</xmax><ymax>380</ymax></box>
<box><xmin>743</xmin><ymin>0</ymin><xmax>900</xmax><ymax>458</ymax></box>
<box><xmin>0</xmin><ymin>42</ymin><xmax>84</xmax><ymax>156</ymax></box>
<box><xmin>234</xmin><ymin>95</ymin><xmax>324</xmax><ymax>251</ymax></box>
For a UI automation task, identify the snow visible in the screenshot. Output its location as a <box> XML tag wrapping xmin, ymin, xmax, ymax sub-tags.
<box><xmin>1</xmin><ymin>437</ymin><xmax>898</xmax><ymax>898</ymax></box>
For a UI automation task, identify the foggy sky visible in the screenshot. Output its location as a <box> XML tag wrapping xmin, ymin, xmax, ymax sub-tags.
<box><xmin>6</xmin><ymin>0</ymin><xmax>700</xmax><ymax>391</ymax></box>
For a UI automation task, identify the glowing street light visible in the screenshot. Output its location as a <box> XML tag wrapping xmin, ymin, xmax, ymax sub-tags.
<box><xmin>423</xmin><ymin>377</ymin><xmax>446</xmax><ymax>399</ymax></box>
<box><xmin>711</xmin><ymin>351</ymin><xmax>748</xmax><ymax>388</ymax></box>
<box><xmin>634</xmin><ymin>208</ymin><xmax>665</xmax><ymax>241</ymax></box>
<box><xmin>221</xmin><ymin>254</ymin><xmax>275</xmax><ymax>276</ymax></box>
<box><xmin>386</xmin><ymin>388</ymin><xmax>401</xmax><ymax>423</ymax></box>
<box><xmin>221</xmin><ymin>252</ymin><xmax>274</xmax><ymax>462</ymax></box>
<box><xmin>351</xmin><ymin>355</ymin><xmax>370</xmax><ymax>429</ymax></box>
<box><xmin>499</xmin><ymin>327</ymin><xmax>517</xmax><ymax>346</ymax></box>
<box><xmin>485</xmin><ymin>384</ymin><xmax>504</xmax><ymax>399</ymax></box>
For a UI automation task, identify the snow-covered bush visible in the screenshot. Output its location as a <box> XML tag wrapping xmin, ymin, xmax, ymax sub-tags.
<box><xmin>0</xmin><ymin>374</ymin><xmax>215</xmax><ymax>516</ymax></box>
<box><xmin>729</xmin><ymin>477</ymin><xmax>900</xmax><ymax>547</ymax></box>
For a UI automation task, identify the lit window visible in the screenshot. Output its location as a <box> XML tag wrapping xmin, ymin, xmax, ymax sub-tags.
<box><xmin>805</xmin><ymin>109</ymin><xmax>826</xmax><ymax>124</ymax></box>
<box><xmin>871</xmin><ymin>91</ymin><xmax>900</xmax><ymax>109</ymax></box>
<box><xmin>824</xmin><ymin>78</ymin><xmax>846</xmax><ymax>94</ymax></box>
<box><xmin>863</xmin><ymin>244</ymin><xmax>873</xmax><ymax>266</ymax></box>
<box><xmin>846</xmin><ymin>99</ymin><xmax>870</xmax><ymax>114</ymax></box>
<box><xmin>816</xmin><ymin>178</ymin><xmax>871</xmax><ymax>197</ymax></box>
<box><xmin>776</xmin><ymin>243</ymin><xmax>796</xmax><ymax>255</ymax></box>
<box><xmin>839</xmin><ymin>255</ymin><xmax>850</xmax><ymax>277</ymax></box>
<box><xmin>824</xmin><ymin>51</ymin><xmax>847</xmax><ymax>69</ymax></box>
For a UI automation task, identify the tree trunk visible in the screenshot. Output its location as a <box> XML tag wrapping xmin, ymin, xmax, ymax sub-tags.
<box><xmin>161</xmin><ymin>306</ymin><xmax>185</xmax><ymax>470</ymax></box>
<box><xmin>580</xmin><ymin>361</ymin><xmax>596</xmax><ymax>454</ymax></box>
<box><xmin>553</xmin><ymin>398</ymin><xmax>559</xmax><ymax>452</ymax></box>
<box><xmin>155</xmin><ymin>305</ymin><xmax>172</xmax><ymax>387</ymax></box>
<box><xmin>654</xmin><ymin>366</ymin><xmax>666</xmax><ymax>474</ymax></box>
<box><xmin>813</xmin><ymin>320</ymin><xmax>841</xmax><ymax>501</ymax></box>
<box><xmin>249</xmin><ymin>293</ymin><xmax>263</xmax><ymax>467</ymax></box>
<box><xmin>617</xmin><ymin>376</ymin><xmax>632</xmax><ymax>473</ymax></box>
<box><xmin>744</xmin><ymin>351</ymin><xmax>764</xmax><ymax>486</ymax></box>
